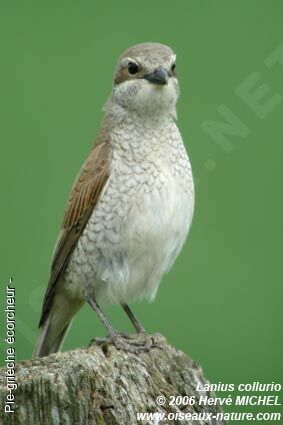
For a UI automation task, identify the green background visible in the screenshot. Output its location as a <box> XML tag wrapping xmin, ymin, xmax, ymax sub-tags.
<box><xmin>1</xmin><ymin>0</ymin><xmax>282</xmax><ymax>421</ymax></box>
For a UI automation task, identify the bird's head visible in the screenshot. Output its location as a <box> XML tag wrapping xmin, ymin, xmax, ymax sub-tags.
<box><xmin>110</xmin><ymin>43</ymin><xmax>179</xmax><ymax>119</ymax></box>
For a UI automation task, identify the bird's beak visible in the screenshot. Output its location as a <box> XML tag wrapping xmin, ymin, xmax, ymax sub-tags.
<box><xmin>143</xmin><ymin>66</ymin><xmax>169</xmax><ymax>85</ymax></box>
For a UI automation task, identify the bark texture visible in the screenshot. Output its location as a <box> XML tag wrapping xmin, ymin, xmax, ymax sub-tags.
<box><xmin>0</xmin><ymin>333</ymin><xmax>226</xmax><ymax>425</ymax></box>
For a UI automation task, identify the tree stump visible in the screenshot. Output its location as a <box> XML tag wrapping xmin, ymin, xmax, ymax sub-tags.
<box><xmin>0</xmin><ymin>333</ymin><xmax>226</xmax><ymax>424</ymax></box>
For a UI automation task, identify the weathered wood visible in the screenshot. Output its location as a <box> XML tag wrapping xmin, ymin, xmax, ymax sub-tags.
<box><xmin>0</xmin><ymin>334</ymin><xmax>226</xmax><ymax>424</ymax></box>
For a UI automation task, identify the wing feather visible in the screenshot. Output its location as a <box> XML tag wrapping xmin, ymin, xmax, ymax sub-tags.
<box><xmin>39</xmin><ymin>137</ymin><xmax>110</xmax><ymax>327</ymax></box>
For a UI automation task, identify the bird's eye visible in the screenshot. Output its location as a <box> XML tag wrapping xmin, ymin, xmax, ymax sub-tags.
<box><xmin>128</xmin><ymin>61</ymin><xmax>139</xmax><ymax>75</ymax></box>
<box><xmin>171</xmin><ymin>63</ymin><xmax>176</xmax><ymax>73</ymax></box>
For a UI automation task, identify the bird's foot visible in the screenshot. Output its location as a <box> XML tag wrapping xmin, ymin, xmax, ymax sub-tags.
<box><xmin>93</xmin><ymin>332</ymin><xmax>160</xmax><ymax>354</ymax></box>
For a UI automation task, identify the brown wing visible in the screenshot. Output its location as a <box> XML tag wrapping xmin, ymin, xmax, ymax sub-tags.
<box><xmin>39</xmin><ymin>135</ymin><xmax>110</xmax><ymax>327</ymax></box>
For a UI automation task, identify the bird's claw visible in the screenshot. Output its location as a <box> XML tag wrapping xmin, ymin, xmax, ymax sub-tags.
<box><xmin>93</xmin><ymin>332</ymin><xmax>159</xmax><ymax>354</ymax></box>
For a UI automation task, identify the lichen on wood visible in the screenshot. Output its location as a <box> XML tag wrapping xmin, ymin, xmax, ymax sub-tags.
<box><xmin>0</xmin><ymin>333</ymin><xmax>226</xmax><ymax>424</ymax></box>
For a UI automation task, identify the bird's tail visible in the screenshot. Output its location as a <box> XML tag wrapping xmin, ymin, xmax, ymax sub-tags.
<box><xmin>32</xmin><ymin>290</ymin><xmax>83</xmax><ymax>359</ymax></box>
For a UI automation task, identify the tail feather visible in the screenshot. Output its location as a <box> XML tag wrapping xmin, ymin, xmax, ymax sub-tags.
<box><xmin>32</xmin><ymin>318</ymin><xmax>72</xmax><ymax>359</ymax></box>
<box><xmin>32</xmin><ymin>288</ymin><xmax>83</xmax><ymax>359</ymax></box>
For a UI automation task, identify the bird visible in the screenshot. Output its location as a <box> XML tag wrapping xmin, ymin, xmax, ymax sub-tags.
<box><xmin>33</xmin><ymin>42</ymin><xmax>194</xmax><ymax>358</ymax></box>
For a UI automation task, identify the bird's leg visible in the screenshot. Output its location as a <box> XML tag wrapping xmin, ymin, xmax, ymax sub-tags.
<box><xmin>87</xmin><ymin>297</ymin><xmax>151</xmax><ymax>353</ymax></box>
<box><xmin>86</xmin><ymin>296</ymin><xmax>153</xmax><ymax>354</ymax></box>
<box><xmin>122</xmin><ymin>303</ymin><xmax>146</xmax><ymax>333</ymax></box>
<box><xmin>87</xmin><ymin>296</ymin><xmax>116</xmax><ymax>337</ymax></box>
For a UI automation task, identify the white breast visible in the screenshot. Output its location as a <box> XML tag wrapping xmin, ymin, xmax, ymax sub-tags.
<box><xmin>95</xmin><ymin>122</ymin><xmax>195</xmax><ymax>304</ymax></box>
<box><xmin>119</xmin><ymin>159</ymin><xmax>194</xmax><ymax>303</ymax></box>
<box><xmin>64</xmin><ymin>118</ymin><xmax>194</xmax><ymax>306</ymax></box>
